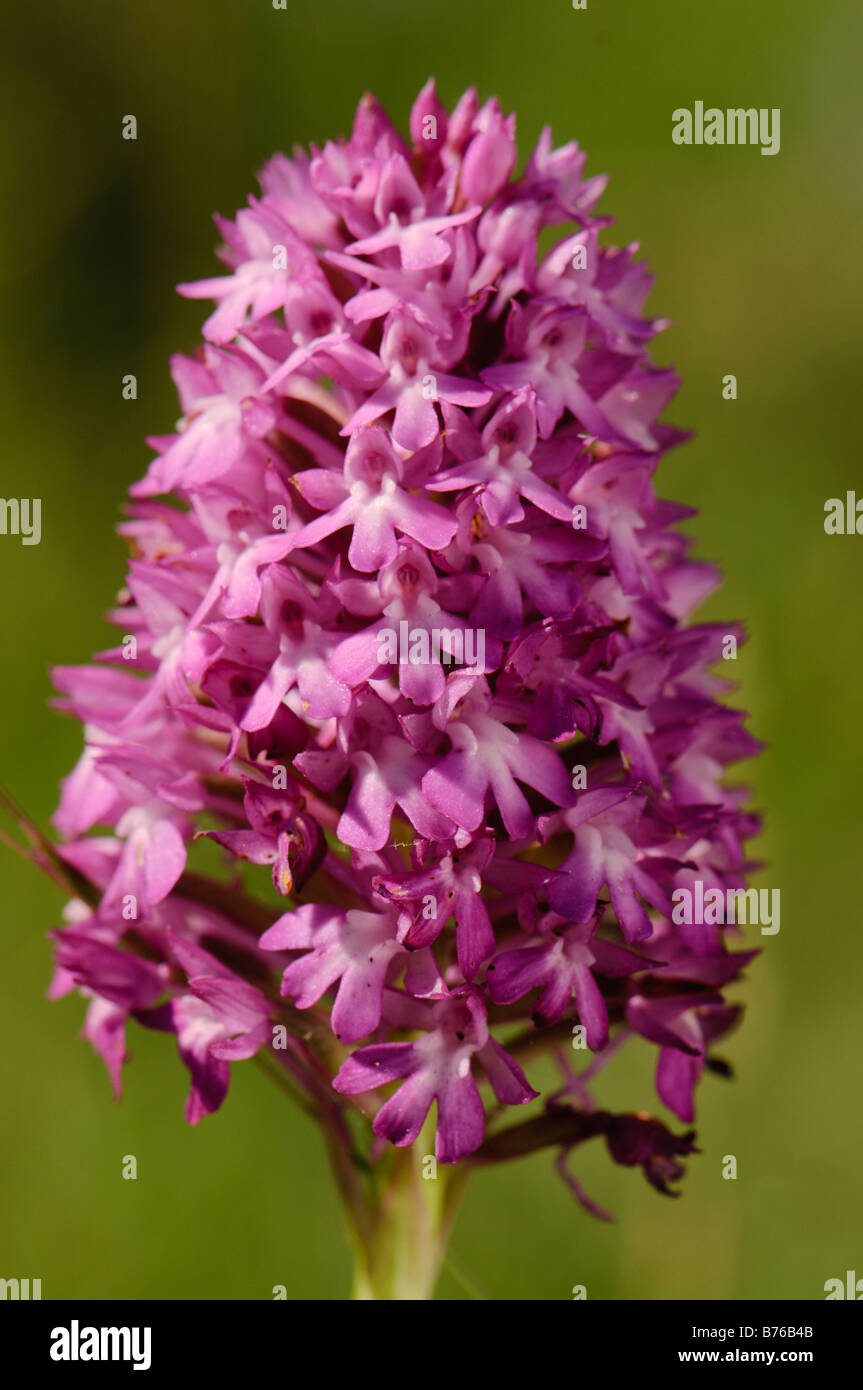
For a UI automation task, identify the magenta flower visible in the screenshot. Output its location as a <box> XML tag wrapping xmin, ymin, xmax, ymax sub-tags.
<box><xmin>286</xmin><ymin>424</ymin><xmax>458</xmax><ymax>569</ymax></box>
<box><xmin>259</xmin><ymin>900</ymin><xmax>408</xmax><ymax>1044</ymax></box>
<box><xmin>197</xmin><ymin>775</ymin><xmax>324</xmax><ymax>896</ymax></box>
<box><xmin>333</xmin><ymin>991</ymin><xmax>537</xmax><ymax>1163</ymax></box>
<box><xmin>487</xmin><ymin>913</ymin><xmax>649</xmax><ymax>1048</ymax></box>
<box><xmin>36</xmin><ymin>83</ymin><xmax>762</xmax><ymax>1297</ymax></box>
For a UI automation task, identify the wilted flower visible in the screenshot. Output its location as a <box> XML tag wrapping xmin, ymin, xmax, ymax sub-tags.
<box><xmin>40</xmin><ymin>82</ymin><xmax>761</xmax><ymax>1293</ymax></box>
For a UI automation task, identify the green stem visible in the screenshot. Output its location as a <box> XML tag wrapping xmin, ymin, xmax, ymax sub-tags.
<box><xmin>350</xmin><ymin>1138</ymin><xmax>469</xmax><ymax>1301</ymax></box>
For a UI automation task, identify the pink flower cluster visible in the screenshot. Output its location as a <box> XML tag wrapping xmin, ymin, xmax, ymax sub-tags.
<box><xmin>49</xmin><ymin>84</ymin><xmax>759</xmax><ymax>1184</ymax></box>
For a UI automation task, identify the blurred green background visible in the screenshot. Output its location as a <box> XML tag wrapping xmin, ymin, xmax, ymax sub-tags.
<box><xmin>1</xmin><ymin>0</ymin><xmax>861</xmax><ymax>1300</ymax></box>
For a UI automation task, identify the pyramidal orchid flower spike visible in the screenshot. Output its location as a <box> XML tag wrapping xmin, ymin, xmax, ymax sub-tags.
<box><xmin>40</xmin><ymin>83</ymin><xmax>761</xmax><ymax>1299</ymax></box>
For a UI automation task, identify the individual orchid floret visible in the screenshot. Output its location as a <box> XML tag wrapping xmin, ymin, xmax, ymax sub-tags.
<box><xmin>197</xmin><ymin>774</ymin><xmax>324</xmax><ymax>896</ymax></box>
<box><xmin>333</xmin><ymin>991</ymin><xmax>536</xmax><ymax>1163</ymax></box>
<box><xmin>487</xmin><ymin>913</ymin><xmax>649</xmax><ymax>1048</ymax></box>
<box><xmin>259</xmin><ymin>901</ymin><xmax>406</xmax><ymax>1044</ymax></box>
<box><xmin>287</xmin><ymin>425</ymin><xmax>458</xmax><ymax>570</ymax></box>
<box><xmin>422</xmin><ymin>680</ymin><xmax>575</xmax><ymax>838</ymax></box>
